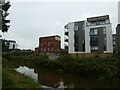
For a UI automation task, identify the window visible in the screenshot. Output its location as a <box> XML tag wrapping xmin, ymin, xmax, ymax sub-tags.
<box><xmin>44</xmin><ymin>48</ymin><xmax>46</xmax><ymax>51</ymax></box>
<box><xmin>87</xmin><ymin>22</ymin><xmax>91</xmax><ymax>26</ymax></box>
<box><xmin>90</xmin><ymin>28</ymin><xmax>98</xmax><ymax>35</ymax></box>
<box><xmin>48</xmin><ymin>42</ymin><xmax>50</xmax><ymax>46</ymax></box>
<box><xmin>41</xmin><ymin>43</ymin><xmax>43</xmax><ymax>46</ymax></box>
<box><xmin>41</xmin><ymin>48</ymin><xmax>43</xmax><ymax>51</ymax></box>
<box><xmin>94</xmin><ymin>29</ymin><xmax>98</xmax><ymax>34</ymax></box>
<box><xmin>99</xmin><ymin>20</ymin><xmax>105</xmax><ymax>25</ymax></box>
<box><xmin>74</xmin><ymin>26</ymin><xmax>78</xmax><ymax>31</ymax></box>
<box><xmin>91</xmin><ymin>46</ymin><xmax>98</xmax><ymax>50</ymax></box>
<box><xmin>52</xmin><ymin>48</ymin><xmax>54</xmax><ymax>51</ymax></box>
<box><xmin>105</xmin><ymin>20</ymin><xmax>110</xmax><ymax>24</ymax></box>
<box><xmin>90</xmin><ymin>28</ymin><xmax>98</xmax><ymax>51</ymax></box>
<box><xmin>91</xmin><ymin>22</ymin><xmax>96</xmax><ymax>26</ymax></box>
<box><xmin>48</xmin><ymin>48</ymin><xmax>50</xmax><ymax>51</ymax></box>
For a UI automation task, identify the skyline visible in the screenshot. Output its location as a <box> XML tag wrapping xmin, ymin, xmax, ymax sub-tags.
<box><xmin>0</xmin><ymin>1</ymin><xmax>119</xmax><ymax>50</ymax></box>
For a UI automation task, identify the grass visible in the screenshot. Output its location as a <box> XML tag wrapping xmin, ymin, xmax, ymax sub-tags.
<box><xmin>2</xmin><ymin>66</ymin><xmax>43</xmax><ymax>89</ymax></box>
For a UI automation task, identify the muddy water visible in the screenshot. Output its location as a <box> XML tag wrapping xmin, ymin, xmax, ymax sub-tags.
<box><xmin>15</xmin><ymin>66</ymin><xmax>112</xmax><ymax>89</ymax></box>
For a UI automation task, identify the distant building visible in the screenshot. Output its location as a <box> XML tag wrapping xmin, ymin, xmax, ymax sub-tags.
<box><xmin>35</xmin><ymin>35</ymin><xmax>61</xmax><ymax>55</ymax></box>
<box><xmin>116</xmin><ymin>24</ymin><xmax>120</xmax><ymax>55</ymax></box>
<box><xmin>64</xmin><ymin>15</ymin><xmax>113</xmax><ymax>54</ymax></box>
<box><xmin>4</xmin><ymin>40</ymin><xmax>17</xmax><ymax>50</ymax></box>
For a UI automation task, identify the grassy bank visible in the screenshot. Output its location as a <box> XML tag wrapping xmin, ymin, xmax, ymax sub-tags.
<box><xmin>3</xmin><ymin>52</ymin><xmax>120</xmax><ymax>88</ymax></box>
<box><xmin>2</xmin><ymin>65</ymin><xmax>42</xmax><ymax>89</ymax></box>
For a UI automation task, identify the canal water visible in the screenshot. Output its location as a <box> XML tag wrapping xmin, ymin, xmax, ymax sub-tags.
<box><xmin>15</xmin><ymin>66</ymin><xmax>112</xmax><ymax>89</ymax></box>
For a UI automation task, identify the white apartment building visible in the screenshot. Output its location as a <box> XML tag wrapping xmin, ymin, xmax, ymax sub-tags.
<box><xmin>64</xmin><ymin>15</ymin><xmax>113</xmax><ymax>54</ymax></box>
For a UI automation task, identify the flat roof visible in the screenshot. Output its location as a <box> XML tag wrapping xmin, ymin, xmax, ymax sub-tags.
<box><xmin>39</xmin><ymin>35</ymin><xmax>61</xmax><ymax>39</ymax></box>
<box><xmin>87</xmin><ymin>15</ymin><xmax>109</xmax><ymax>22</ymax></box>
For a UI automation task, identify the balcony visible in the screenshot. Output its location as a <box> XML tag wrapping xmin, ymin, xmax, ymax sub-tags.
<box><xmin>65</xmin><ymin>31</ymin><xmax>68</xmax><ymax>36</ymax></box>
<box><xmin>65</xmin><ymin>46</ymin><xmax>68</xmax><ymax>50</ymax></box>
<box><xmin>64</xmin><ymin>24</ymin><xmax>68</xmax><ymax>29</ymax></box>
<box><xmin>65</xmin><ymin>39</ymin><xmax>68</xmax><ymax>42</ymax></box>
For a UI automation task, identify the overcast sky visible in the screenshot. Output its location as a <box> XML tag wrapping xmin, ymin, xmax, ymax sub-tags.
<box><xmin>0</xmin><ymin>0</ymin><xmax>119</xmax><ymax>50</ymax></box>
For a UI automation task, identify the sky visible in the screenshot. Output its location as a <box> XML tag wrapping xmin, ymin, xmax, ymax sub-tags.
<box><xmin>0</xmin><ymin>0</ymin><xmax>119</xmax><ymax>50</ymax></box>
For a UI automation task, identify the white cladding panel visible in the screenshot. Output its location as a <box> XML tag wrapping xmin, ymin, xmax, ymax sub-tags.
<box><xmin>106</xmin><ymin>24</ymin><xmax>113</xmax><ymax>53</ymax></box>
<box><xmin>118</xmin><ymin>1</ymin><xmax>120</xmax><ymax>24</ymax></box>
<box><xmin>68</xmin><ymin>22</ymin><xmax>75</xmax><ymax>53</ymax></box>
<box><xmin>85</xmin><ymin>27</ymin><xmax>90</xmax><ymax>53</ymax></box>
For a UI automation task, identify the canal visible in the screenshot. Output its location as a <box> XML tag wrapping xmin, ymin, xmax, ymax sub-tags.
<box><xmin>15</xmin><ymin>66</ymin><xmax>112</xmax><ymax>89</ymax></box>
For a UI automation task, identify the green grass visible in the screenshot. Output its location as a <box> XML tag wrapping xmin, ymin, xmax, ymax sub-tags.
<box><xmin>2</xmin><ymin>66</ymin><xmax>43</xmax><ymax>89</ymax></box>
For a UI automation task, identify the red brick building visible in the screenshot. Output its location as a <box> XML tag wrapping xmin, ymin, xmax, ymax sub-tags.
<box><xmin>35</xmin><ymin>35</ymin><xmax>61</xmax><ymax>55</ymax></box>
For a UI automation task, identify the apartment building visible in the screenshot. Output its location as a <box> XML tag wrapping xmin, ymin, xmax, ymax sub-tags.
<box><xmin>64</xmin><ymin>15</ymin><xmax>113</xmax><ymax>54</ymax></box>
<box><xmin>115</xmin><ymin>1</ymin><xmax>120</xmax><ymax>55</ymax></box>
<box><xmin>116</xmin><ymin>24</ymin><xmax>120</xmax><ymax>55</ymax></box>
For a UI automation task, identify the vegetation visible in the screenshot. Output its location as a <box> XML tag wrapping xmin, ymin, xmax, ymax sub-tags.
<box><xmin>1</xmin><ymin>0</ymin><xmax>11</xmax><ymax>32</ymax></box>
<box><xmin>2</xmin><ymin>52</ymin><xmax>44</xmax><ymax>89</ymax></box>
<box><xmin>2</xmin><ymin>65</ymin><xmax>42</xmax><ymax>89</ymax></box>
<box><xmin>2</xmin><ymin>52</ymin><xmax>120</xmax><ymax>88</ymax></box>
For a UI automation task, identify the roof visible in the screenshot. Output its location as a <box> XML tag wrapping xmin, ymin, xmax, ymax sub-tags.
<box><xmin>5</xmin><ymin>40</ymin><xmax>16</xmax><ymax>43</ymax></box>
<box><xmin>87</xmin><ymin>15</ymin><xmax>109</xmax><ymax>22</ymax></box>
<box><xmin>39</xmin><ymin>35</ymin><xmax>61</xmax><ymax>39</ymax></box>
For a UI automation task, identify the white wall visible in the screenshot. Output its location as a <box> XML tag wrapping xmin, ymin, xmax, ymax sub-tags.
<box><xmin>118</xmin><ymin>1</ymin><xmax>120</xmax><ymax>24</ymax></box>
<box><xmin>85</xmin><ymin>24</ymin><xmax>91</xmax><ymax>53</ymax></box>
<box><xmin>68</xmin><ymin>22</ymin><xmax>74</xmax><ymax>53</ymax></box>
<box><xmin>105</xmin><ymin>24</ymin><xmax>113</xmax><ymax>53</ymax></box>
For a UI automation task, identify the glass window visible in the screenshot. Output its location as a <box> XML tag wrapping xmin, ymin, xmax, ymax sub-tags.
<box><xmin>44</xmin><ymin>48</ymin><xmax>46</xmax><ymax>51</ymax></box>
<box><xmin>95</xmin><ymin>46</ymin><xmax>98</xmax><ymax>50</ymax></box>
<box><xmin>48</xmin><ymin>48</ymin><xmax>50</xmax><ymax>51</ymax></box>
<box><xmin>94</xmin><ymin>29</ymin><xmax>98</xmax><ymax>35</ymax></box>
<box><xmin>74</xmin><ymin>26</ymin><xmax>78</xmax><ymax>31</ymax></box>
<box><xmin>90</xmin><ymin>28</ymin><xmax>98</xmax><ymax>35</ymax></box>
<box><xmin>90</xmin><ymin>30</ymin><xmax>94</xmax><ymax>35</ymax></box>
<box><xmin>41</xmin><ymin>43</ymin><xmax>43</xmax><ymax>46</ymax></box>
<box><xmin>87</xmin><ymin>22</ymin><xmax>91</xmax><ymax>26</ymax></box>
<box><xmin>48</xmin><ymin>42</ymin><xmax>50</xmax><ymax>46</ymax></box>
<box><xmin>99</xmin><ymin>21</ymin><xmax>105</xmax><ymax>25</ymax></box>
<box><xmin>105</xmin><ymin>20</ymin><xmax>110</xmax><ymax>24</ymax></box>
<box><xmin>41</xmin><ymin>48</ymin><xmax>43</xmax><ymax>51</ymax></box>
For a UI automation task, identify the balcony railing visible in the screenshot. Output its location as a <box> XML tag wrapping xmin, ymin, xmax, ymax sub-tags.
<box><xmin>65</xmin><ymin>39</ymin><xmax>68</xmax><ymax>42</ymax></box>
<box><xmin>65</xmin><ymin>31</ymin><xmax>68</xmax><ymax>36</ymax></box>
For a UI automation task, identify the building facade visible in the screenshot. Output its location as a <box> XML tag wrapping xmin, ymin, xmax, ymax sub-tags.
<box><xmin>35</xmin><ymin>35</ymin><xmax>61</xmax><ymax>54</ymax></box>
<box><xmin>112</xmin><ymin>34</ymin><xmax>116</xmax><ymax>53</ymax></box>
<box><xmin>116</xmin><ymin>24</ymin><xmax>120</xmax><ymax>55</ymax></box>
<box><xmin>4</xmin><ymin>40</ymin><xmax>17</xmax><ymax>50</ymax></box>
<box><xmin>64</xmin><ymin>15</ymin><xmax>113</xmax><ymax>54</ymax></box>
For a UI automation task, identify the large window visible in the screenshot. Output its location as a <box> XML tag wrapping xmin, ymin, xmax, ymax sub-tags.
<box><xmin>90</xmin><ymin>28</ymin><xmax>98</xmax><ymax>51</ymax></box>
<box><xmin>103</xmin><ymin>27</ymin><xmax>107</xmax><ymax>51</ymax></box>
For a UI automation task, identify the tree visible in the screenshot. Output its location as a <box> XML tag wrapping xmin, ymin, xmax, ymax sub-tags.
<box><xmin>0</xmin><ymin>0</ymin><xmax>11</xmax><ymax>32</ymax></box>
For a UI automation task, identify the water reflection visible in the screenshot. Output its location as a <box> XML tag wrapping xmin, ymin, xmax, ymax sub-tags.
<box><xmin>15</xmin><ymin>66</ymin><xmax>38</xmax><ymax>82</ymax></box>
<box><xmin>15</xmin><ymin>66</ymin><xmax>66</xmax><ymax>89</ymax></box>
<box><xmin>15</xmin><ymin>66</ymin><xmax>112</xmax><ymax>89</ymax></box>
